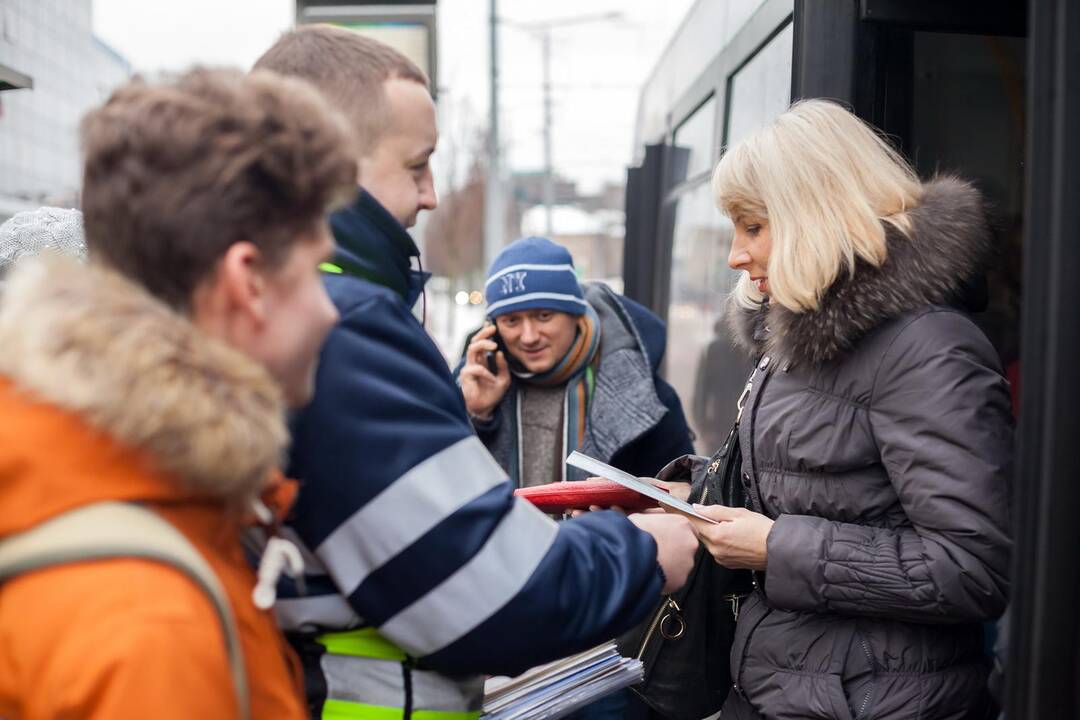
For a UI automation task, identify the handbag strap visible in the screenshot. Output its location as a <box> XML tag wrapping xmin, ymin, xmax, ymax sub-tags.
<box><xmin>696</xmin><ymin>358</ymin><xmax>770</xmax><ymax>507</ymax></box>
<box><xmin>735</xmin><ymin>356</ymin><xmax>771</xmax><ymax>426</ymax></box>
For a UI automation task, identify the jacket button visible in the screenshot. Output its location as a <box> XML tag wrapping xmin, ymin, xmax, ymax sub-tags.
<box><xmin>742</xmin><ymin>472</ymin><xmax>751</xmax><ymax>486</ymax></box>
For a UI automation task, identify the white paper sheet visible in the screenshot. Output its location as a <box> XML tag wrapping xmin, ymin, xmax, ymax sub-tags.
<box><xmin>565</xmin><ymin>451</ymin><xmax>719</xmax><ymax>524</ymax></box>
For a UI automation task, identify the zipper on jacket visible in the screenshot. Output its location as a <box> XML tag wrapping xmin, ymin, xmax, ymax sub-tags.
<box><xmin>703</xmin><ymin>430</ymin><xmax>733</xmax><ymax>504</ymax></box>
<box><xmin>703</xmin><ymin>453</ymin><xmax>723</xmax><ymax>503</ymax></box>
<box><xmin>855</xmin><ymin>635</ymin><xmax>875</xmax><ymax>719</ymax></box>
<box><xmin>636</xmin><ymin>597</ymin><xmax>682</xmax><ymax>660</ymax></box>
<box><xmin>856</xmin><ymin>684</ymin><xmax>873</xmax><ymax>719</ymax></box>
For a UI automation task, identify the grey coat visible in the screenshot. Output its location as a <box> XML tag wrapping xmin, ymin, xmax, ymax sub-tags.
<box><xmin>722</xmin><ymin>177</ymin><xmax>1012</xmax><ymax>720</ymax></box>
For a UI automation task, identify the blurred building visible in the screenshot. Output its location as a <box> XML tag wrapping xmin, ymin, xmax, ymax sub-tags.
<box><xmin>519</xmin><ymin>204</ymin><xmax>623</xmax><ymax>287</ymax></box>
<box><xmin>0</xmin><ymin>0</ymin><xmax>131</xmax><ymax>223</ymax></box>
<box><xmin>510</xmin><ymin>170</ymin><xmax>578</xmax><ymax>208</ymax></box>
<box><xmin>509</xmin><ymin>171</ymin><xmax>626</xmax><ymax>286</ymax></box>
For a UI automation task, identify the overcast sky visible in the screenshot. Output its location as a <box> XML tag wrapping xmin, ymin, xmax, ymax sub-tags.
<box><xmin>92</xmin><ymin>0</ymin><xmax>695</xmax><ymax>194</ymax></box>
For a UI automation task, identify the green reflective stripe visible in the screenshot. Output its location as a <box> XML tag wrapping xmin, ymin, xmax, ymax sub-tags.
<box><xmin>316</xmin><ymin>628</ymin><xmax>407</xmax><ymax>661</ymax></box>
<box><xmin>318</xmin><ymin>254</ymin><xmax>407</xmax><ymax>297</ymax></box>
<box><xmin>413</xmin><ymin>711</ymin><xmax>480</xmax><ymax>720</ymax></box>
<box><xmin>322</xmin><ymin>699</ymin><xmax>401</xmax><ymax>719</ymax></box>
<box><xmin>322</xmin><ymin>699</ymin><xmax>479</xmax><ymax>720</ymax></box>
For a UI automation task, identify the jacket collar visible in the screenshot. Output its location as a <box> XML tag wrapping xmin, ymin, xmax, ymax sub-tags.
<box><xmin>329</xmin><ymin>188</ymin><xmax>428</xmax><ymax>308</ymax></box>
<box><xmin>0</xmin><ymin>255</ymin><xmax>288</xmax><ymax>519</ymax></box>
<box><xmin>727</xmin><ymin>175</ymin><xmax>994</xmax><ymax>367</ymax></box>
<box><xmin>577</xmin><ymin>284</ymin><xmax>667</xmax><ymax>463</ymax></box>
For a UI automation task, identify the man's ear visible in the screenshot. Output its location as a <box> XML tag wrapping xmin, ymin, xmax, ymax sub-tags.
<box><xmin>222</xmin><ymin>241</ymin><xmax>268</xmax><ymax>323</ymax></box>
<box><xmin>189</xmin><ymin>242</ymin><xmax>267</xmax><ymax>344</ymax></box>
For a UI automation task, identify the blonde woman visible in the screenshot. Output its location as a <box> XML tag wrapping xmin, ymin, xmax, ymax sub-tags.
<box><xmin>688</xmin><ymin>100</ymin><xmax>1012</xmax><ymax>719</ymax></box>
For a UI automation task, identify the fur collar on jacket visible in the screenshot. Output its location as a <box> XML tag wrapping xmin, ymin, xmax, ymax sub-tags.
<box><xmin>0</xmin><ymin>255</ymin><xmax>287</xmax><ymax>504</ymax></box>
<box><xmin>728</xmin><ymin>175</ymin><xmax>993</xmax><ymax>367</ymax></box>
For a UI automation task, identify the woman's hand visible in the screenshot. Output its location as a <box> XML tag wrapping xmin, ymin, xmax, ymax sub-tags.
<box><xmin>459</xmin><ymin>324</ymin><xmax>511</xmax><ymax>420</ymax></box>
<box><xmin>685</xmin><ymin>504</ymin><xmax>773</xmax><ymax>571</ymax></box>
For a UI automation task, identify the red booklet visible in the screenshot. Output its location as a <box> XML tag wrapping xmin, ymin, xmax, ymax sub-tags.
<box><xmin>514</xmin><ymin>478</ymin><xmax>665</xmax><ymax>514</ymax></box>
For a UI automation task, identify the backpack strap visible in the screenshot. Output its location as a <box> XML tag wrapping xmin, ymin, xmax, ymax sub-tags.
<box><xmin>0</xmin><ymin>501</ymin><xmax>250</xmax><ymax>720</ymax></box>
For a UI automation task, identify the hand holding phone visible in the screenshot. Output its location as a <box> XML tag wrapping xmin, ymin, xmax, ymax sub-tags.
<box><xmin>486</xmin><ymin>329</ymin><xmax>508</xmax><ymax>375</ymax></box>
<box><xmin>461</xmin><ymin>322</ymin><xmax>512</xmax><ymax>421</ymax></box>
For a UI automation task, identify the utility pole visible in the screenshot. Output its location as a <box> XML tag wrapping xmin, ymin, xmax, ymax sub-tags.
<box><xmin>483</xmin><ymin>0</ymin><xmax>503</xmax><ymax>271</ymax></box>
<box><xmin>506</xmin><ymin>12</ymin><xmax>622</xmax><ymax>239</ymax></box>
<box><xmin>541</xmin><ymin>28</ymin><xmax>554</xmax><ymax>237</ymax></box>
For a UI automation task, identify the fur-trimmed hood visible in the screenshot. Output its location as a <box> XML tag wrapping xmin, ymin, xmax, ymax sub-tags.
<box><xmin>0</xmin><ymin>255</ymin><xmax>287</xmax><ymax>507</ymax></box>
<box><xmin>728</xmin><ymin>175</ymin><xmax>994</xmax><ymax>366</ymax></box>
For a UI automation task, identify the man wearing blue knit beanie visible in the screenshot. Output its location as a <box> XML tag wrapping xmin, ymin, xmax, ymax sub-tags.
<box><xmin>460</xmin><ymin>237</ymin><xmax>693</xmax><ymax>719</ymax></box>
<box><xmin>459</xmin><ymin>236</ymin><xmax>694</xmax><ymax>491</ymax></box>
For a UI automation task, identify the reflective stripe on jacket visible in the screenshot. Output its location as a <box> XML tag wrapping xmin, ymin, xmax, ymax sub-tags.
<box><xmin>314</xmin><ymin>628</ymin><xmax>482</xmax><ymax>719</ymax></box>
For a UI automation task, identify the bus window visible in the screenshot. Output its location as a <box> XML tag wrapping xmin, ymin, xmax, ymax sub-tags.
<box><xmin>672</xmin><ymin>95</ymin><xmax>717</xmax><ymax>184</ymax></box>
<box><xmin>664</xmin><ymin>19</ymin><xmax>793</xmax><ymax>453</ymax></box>
<box><xmin>666</xmin><ymin>182</ymin><xmax>747</xmax><ymax>453</ymax></box>
<box><xmin>725</xmin><ymin>22</ymin><xmax>794</xmax><ymax>147</ymax></box>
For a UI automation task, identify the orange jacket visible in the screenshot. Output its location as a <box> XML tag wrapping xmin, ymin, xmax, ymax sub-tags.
<box><xmin>0</xmin><ymin>257</ymin><xmax>306</xmax><ymax>720</ymax></box>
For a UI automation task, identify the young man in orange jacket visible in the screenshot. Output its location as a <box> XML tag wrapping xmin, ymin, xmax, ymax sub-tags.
<box><xmin>0</xmin><ymin>68</ymin><xmax>356</xmax><ymax>719</ymax></box>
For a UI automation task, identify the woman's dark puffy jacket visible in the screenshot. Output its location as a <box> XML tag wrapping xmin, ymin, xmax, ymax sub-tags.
<box><xmin>722</xmin><ymin>177</ymin><xmax>1012</xmax><ymax>720</ymax></box>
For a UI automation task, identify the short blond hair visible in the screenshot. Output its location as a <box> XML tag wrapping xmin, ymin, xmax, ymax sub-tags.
<box><xmin>713</xmin><ymin>99</ymin><xmax>922</xmax><ymax>312</ymax></box>
<box><xmin>254</xmin><ymin>24</ymin><xmax>428</xmax><ymax>155</ymax></box>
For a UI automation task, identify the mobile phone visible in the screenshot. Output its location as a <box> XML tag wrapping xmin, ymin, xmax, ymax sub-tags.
<box><xmin>486</xmin><ymin>330</ymin><xmax>507</xmax><ymax>374</ymax></box>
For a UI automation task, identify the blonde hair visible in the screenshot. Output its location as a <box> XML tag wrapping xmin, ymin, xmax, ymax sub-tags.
<box><xmin>713</xmin><ymin>99</ymin><xmax>922</xmax><ymax>312</ymax></box>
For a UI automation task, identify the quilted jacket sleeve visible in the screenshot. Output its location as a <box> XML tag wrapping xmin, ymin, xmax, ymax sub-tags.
<box><xmin>765</xmin><ymin>310</ymin><xmax>1012</xmax><ymax>623</ymax></box>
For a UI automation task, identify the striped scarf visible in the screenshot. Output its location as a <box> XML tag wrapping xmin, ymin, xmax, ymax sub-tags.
<box><xmin>512</xmin><ymin>305</ymin><xmax>601</xmax><ymax>456</ymax></box>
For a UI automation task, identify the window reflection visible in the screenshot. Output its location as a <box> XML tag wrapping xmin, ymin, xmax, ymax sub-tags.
<box><xmin>664</xmin><ymin>20</ymin><xmax>793</xmax><ymax>454</ymax></box>
<box><xmin>634</xmin><ymin>0</ymin><xmax>770</xmax><ymax>151</ymax></box>
<box><xmin>665</xmin><ymin>182</ymin><xmax>750</xmax><ymax>453</ymax></box>
<box><xmin>672</xmin><ymin>95</ymin><xmax>717</xmax><ymax>183</ymax></box>
<box><xmin>911</xmin><ymin>31</ymin><xmax>1025</xmax><ymax>415</ymax></box>
<box><xmin>725</xmin><ymin>22</ymin><xmax>794</xmax><ymax>147</ymax></box>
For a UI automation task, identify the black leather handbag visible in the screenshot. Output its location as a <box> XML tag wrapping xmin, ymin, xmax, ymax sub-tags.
<box><xmin>616</xmin><ymin>424</ymin><xmax>754</xmax><ymax>720</ymax></box>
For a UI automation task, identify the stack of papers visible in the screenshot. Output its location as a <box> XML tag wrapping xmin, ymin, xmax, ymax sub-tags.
<box><xmin>481</xmin><ymin>643</ymin><xmax>643</xmax><ymax>719</ymax></box>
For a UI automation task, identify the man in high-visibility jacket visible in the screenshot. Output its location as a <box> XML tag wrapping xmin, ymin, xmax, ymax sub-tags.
<box><xmin>254</xmin><ymin>26</ymin><xmax>699</xmax><ymax>719</ymax></box>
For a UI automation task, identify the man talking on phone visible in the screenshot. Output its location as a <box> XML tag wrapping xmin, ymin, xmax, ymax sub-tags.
<box><xmin>459</xmin><ymin>237</ymin><xmax>695</xmax><ymax>719</ymax></box>
<box><xmin>460</xmin><ymin>236</ymin><xmax>694</xmax><ymax>490</ymax></box>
